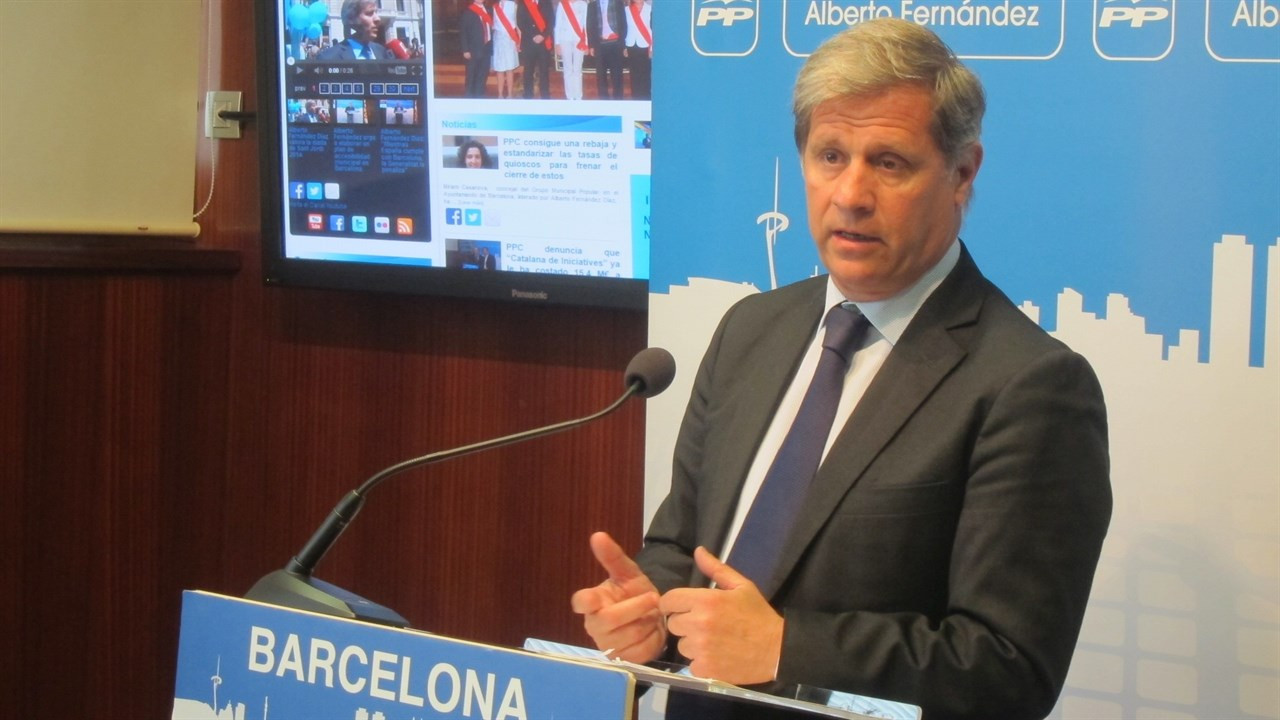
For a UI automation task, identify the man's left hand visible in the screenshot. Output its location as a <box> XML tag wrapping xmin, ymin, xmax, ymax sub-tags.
<box><xmin>659</xmin><ymin>547</ymin><xmax>783</xmax><ymax>685</ymax></box>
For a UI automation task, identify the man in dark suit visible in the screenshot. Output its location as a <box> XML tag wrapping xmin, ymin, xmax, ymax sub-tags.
<box><xmin>587</xmin><ymin>0</ymin><xmax>626</xmax><ymax>99</ymax></box>
<box><xmin>571</xmin><ymin>18</ymin><xmax>1111</xmax><ymax>720</ymax></box>
<box><xmin>315</xmin><ymin>0</ymin><xmax>394</xmax><ymax>61</ymax></box>
<box><xmin>459</xmin><ymin>0</ymin><xmax>492</xmax><ymax>98</ymax></box>
<box><xmin>517</xmin><ymin>0</ymin><xmax>556</xmax><ymax>99</ymax></box>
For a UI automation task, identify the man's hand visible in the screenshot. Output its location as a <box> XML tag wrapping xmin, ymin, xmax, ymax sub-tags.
<box><xmin>570</xmin><ymin>532</ymin><xmax>667</xmax><ymax>664</ymax></box>
<box><xmin>659</xmin><ymin>547</ymin><xmax>783</xmax><ymax>685</ymax></box>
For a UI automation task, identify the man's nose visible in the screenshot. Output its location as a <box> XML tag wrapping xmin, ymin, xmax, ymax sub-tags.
<box><xmin>832</xmin><ymin>163</ymin><xmax>874</xmax><ymax>213</ymax></box>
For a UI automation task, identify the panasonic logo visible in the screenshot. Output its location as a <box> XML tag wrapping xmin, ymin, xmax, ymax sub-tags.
<box><xmin>511</xmin><ymin>289</ymin><xmax>549</xmax><ymax>301</ymax></box>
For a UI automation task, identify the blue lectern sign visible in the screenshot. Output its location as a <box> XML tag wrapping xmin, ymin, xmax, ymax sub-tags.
<box><xmin>172</xmin><ymin>591</ymin><xmax>633</xmax><ymax>720</ymax></box>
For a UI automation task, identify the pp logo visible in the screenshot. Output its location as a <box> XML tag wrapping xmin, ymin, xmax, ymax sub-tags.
<box><xmin>1093</xmin><ymin>0</ymin><xmax>1176</xmax><ymax>61</ymax></box>
<box><xmin>692</xmin><ymin>0</ymin><xmax>759</xmax><ymax>57</ymax></box>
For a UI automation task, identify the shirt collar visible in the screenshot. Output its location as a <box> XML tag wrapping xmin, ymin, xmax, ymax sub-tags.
<box><xmin>824</xmin><ymin>239</ymin><xmax>961</xmax><ymax>346</ymax></box>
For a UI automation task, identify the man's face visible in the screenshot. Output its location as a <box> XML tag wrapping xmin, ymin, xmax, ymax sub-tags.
<box><xmin>802</xmin><ymin>84</ymin><xmax>981</xmax><ymax>302</ymax></box>
<box><xmin>464</xmin><ymin>147</ymin><xmax>484</xmax><ymax>168</ymax></box>
<box><xmin>353</xmin><ymin>3</ymin><xmax>380</xmax><ymax>42</ymax></box>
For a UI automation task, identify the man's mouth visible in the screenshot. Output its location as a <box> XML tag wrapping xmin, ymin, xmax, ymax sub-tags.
<box><xmin>835</xmin><ymin>231</ymin><xmax>877</xmax><ymax>242</ymax></box>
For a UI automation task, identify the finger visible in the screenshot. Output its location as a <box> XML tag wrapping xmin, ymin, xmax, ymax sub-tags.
<box><xmin>606</xmin><ymin>620</ymin><xmax>667</xmax><ymax>664</ymax></box>
<box><xmin>695</xmin><ymin>546</ymin><xmax>748</xmax><ymax>591</ymax></box>
<box><xmin>585</xmin><ymin>595</ymin><xmax>663</xmax><ymax>651</ymax></box>
<box><xmin>592</xmin><ymin>590</ymin><xmax>660</xmax><ymax>630</ymax></box>
<box><xmin>589</xmin><ymin>606</ymin><xmax>663</xmax><ymax>652</ymax></box>
<box><xmin>658</xmin><ymin>587</ymin><xmax>697</xmax><ymax>616</ymax></box>
<box><xmin>663</xmin><ymin>608</ymin><xmax>691</xmax><ymax>639</ymax></box>
<box><xmin>590</xmin><ymin>531</ymin><xmax>647</xmax><ymax>585</ymax></box>
<box><xmin>570</xmin><ymin>586</ymin><xmax>607</xmax><ymax>615</ymax></box>
<box><xmin>613</xmin><ymin>626</ymin><xmax>665</xmax><ymax>659</ymax></box>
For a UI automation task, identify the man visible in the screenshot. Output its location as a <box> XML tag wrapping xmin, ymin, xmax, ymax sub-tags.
<box><xmin>587</xmin><ymin>0</ymin><xmax>626</xmax><ymax>100</ymax></box>
<box><xmin>517</xmin><ymin>0</ymin><xmax>556</xmax><ymax>99</ymax></box>
<box><xmin>316</xmin><ymin>0</ymin><xmax>393</xmax><ymax>61</ymax></box>
<box><xmin>571</xmin><ymin>19</ymin><xmax>1111</xmax><ymax>720</ymax></box>
<box><xmin>459</xmin><ymin>0</ymin><xmax>493</xmax><ymax>98</ymax></box>
<box><xmin>622</xmin><ymin>0</ymin><xmax>650</xmax><ymax>100</ymax></box>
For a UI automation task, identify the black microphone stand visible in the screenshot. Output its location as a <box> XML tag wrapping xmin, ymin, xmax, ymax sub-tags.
<box><xmin>245</xmin><ymin>382</ymin><xmax>645</xmax><ymax>627</ymax></box>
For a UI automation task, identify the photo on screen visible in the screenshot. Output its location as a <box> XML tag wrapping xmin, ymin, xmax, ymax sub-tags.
<box><xmin>380</xmin><ymin>99</ymin><xmax>419</xmax><ymax>126</ymax></box>
<box><xmin>443</xmin><ymin>135</ymin><xmax>500</xmax><ymax>169</ymax></box>
<box><xmin>288</xmin><ymin>98</ymin><xmax>333</xmax><ymax>124</ymax></box>
<box><xmin>431</xmin><ymin>0</ymin><xmax>654</xmax><ymax>101</ymax></box>
<box><xmin>446</xmin><ymin>238</ymin><xmax>502</xmax><ymax>271</ymax></box>
<box><xmin>634</xmin><ymin>120</ymin><xmax>651</xmax><ymax>149</ymax></box>
<box><xmin>335</xmin><ymin>99</ymin><xmax>369</xmax><ymax>124</ymax></box>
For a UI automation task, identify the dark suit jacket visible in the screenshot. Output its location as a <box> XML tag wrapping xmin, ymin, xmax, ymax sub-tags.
<box><xmin>516</xmin><ymin>0</ymin><xmax>556</xmax><ymax>51</ymax></box>
<box><xmin>314</xmin><ymin>38</ymin><xmax>393</xmax><ymax>61</ymax></box>
<box><xmin>459</xmin><ymin>4</ymin><xmax>491</xmax><ymax>58</ymax></box>
<box><xmin>587</xmin><ymin>0</ymin><xmax>626</xmax><ymax>47</ymax></box>
<box><xmin>638</xmin><ymin>246</ymin><xmax>1112</xmax><ymax>720</ymax></box>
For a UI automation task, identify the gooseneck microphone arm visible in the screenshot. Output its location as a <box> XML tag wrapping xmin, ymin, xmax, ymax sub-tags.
<box><xmin>285</xmin><ymin>384</ymin><xmax>640</xmax><ymax>580</ymax></box>
<box><xmin>247</xmin><ymin>347</ymin><xmax>676</xmax><ymax>627</ymax></box>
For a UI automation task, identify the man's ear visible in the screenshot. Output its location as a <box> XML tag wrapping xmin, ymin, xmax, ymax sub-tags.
<box><xmin>954</xmin><ymin>142</ymin><xmax>983</xmax><ymax>204</ymax></box>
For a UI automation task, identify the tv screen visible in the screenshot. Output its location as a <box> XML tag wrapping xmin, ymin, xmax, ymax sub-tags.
<box><xmin>257</xmin><ymin>0</ymin><xmax>651</xmax><ymax>309</ymax></box>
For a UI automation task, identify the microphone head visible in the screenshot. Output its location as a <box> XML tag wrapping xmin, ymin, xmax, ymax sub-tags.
<box><xmin>625</xmin><ymin>347</ymin><xmax>676</xmax><ymax>398</ymax></box>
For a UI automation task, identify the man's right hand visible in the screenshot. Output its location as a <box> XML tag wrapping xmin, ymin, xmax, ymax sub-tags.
<box><xmin>570</xmin><ymin>531</ymin><xmax>667</xmax><ymax>664</ymax></box>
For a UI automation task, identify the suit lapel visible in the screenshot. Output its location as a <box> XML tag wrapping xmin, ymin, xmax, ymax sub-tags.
<box><xmin>759</xmin><ymin>249</ymin><xmax>988</xmax><ymax>600</ymax></box>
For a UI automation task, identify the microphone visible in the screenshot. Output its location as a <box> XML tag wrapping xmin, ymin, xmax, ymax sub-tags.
<box><xmin>244</xmin><ymin>347</ymin><xmax>676</xmax><ymax>627</ymax></box>
<box><xmin>386</xmin><ymin>37</ymin><xmax>410</xmax><ymax>60</ymax></box>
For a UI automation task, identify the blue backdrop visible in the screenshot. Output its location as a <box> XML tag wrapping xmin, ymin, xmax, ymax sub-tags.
<box><xmin>648</xmin><ymin>2</ymin><xmax>1279</xmax><ymax>718</ymax></box>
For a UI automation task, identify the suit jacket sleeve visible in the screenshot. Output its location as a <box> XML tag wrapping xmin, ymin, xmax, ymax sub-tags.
<box><xmin>639</xmin><ymin>264</ymin><xmax>1111</xmax><ymax>720</ymax></box>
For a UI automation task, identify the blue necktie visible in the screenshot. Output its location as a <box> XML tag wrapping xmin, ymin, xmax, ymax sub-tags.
<box><xmin>727</xmin><ymin>303</ymin><xmax>870</xmax><ymax>587</ymax></box>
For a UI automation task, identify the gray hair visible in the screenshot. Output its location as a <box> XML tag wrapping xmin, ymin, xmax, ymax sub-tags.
<box><xmin>340</xmin><ymin>0</ymin><xmax>376</xmax><ymax>34</ymax></box>
<box><xmin>793</xmin><ymin>19</ymin><xmax>985</xmax><ymax>166</ymax></box>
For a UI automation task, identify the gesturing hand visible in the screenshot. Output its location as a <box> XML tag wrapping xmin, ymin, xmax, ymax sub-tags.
<box><xmin>570</xmin><ymin>532</ymin><xmax>667</xmax><ymax>664</ymax></box>
<box><xmin>659</xmin><ymin>547</ymin><xmax>783</xmax><ymax>685</ymax></box>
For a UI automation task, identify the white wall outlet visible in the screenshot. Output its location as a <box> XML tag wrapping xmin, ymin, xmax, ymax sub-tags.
<box><xmin>204</xmin><ymin>91</ymin><xmax>243</xmax><ymax>139</ymax></box>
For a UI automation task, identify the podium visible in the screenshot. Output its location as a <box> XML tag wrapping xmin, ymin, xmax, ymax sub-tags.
<box><xmin>171</xmin><ymin>591</ymin><xmax>916</xmax><ymax>719</ymax></box>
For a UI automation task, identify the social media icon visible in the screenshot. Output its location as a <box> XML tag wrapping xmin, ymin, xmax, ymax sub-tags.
<box><xmin>324</xmin><ymin>183</ymin><xmax>341</xmax><ymax>200</ymax></box>
<box><xmin>306</xmin><ymin>183</ymin><xmax>324</xmax><ymax>200</ymax></box>
<box><xmin>464</xmin><ymin>209</ymin><xmax>482</xmax><ymax>226</ymax></box>
<box><xmin>352</xmin><ymin>215</ymin><xmax>368</xmax><ymax>232</ymax></box>
<box><xmin>396</xmin><ymin>217</ymin><xmax>413</xmax><ymax>235</ymax></box>
<box><xmin>374</xmin><ymin>216</ymin><xmax>391</xmax><ymax>233</ymax></box>
<box><xmin>290</xmin><ymin>182</ymin><xmax>306</xmax><ymax>200</ymax></box>
<box><xmin>445</xmin><ymin>208</ymin><xmax>463</xmax><ymax>225</ymax></box>
<box><xmin>329</xmin><ymin>215</ymin><xmax>345</xmax><ymax>232</ymax></box>
<box><xmin>307</xmin><ymin>213</ymin><xmax>324</xmax><ymax>230</ymax></box>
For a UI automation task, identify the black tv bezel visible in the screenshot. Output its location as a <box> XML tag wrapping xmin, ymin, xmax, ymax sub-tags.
<box><xmin>254</xmin><ymin>2</ymin><xmax>648</xmax><ymax>311</ymax></box>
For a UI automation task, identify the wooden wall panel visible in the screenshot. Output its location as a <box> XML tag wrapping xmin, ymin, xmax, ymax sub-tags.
<box><xmin>2</xmin><ymin>273</ymin><xmax>234</xmax><ymax>717</ymax></box>
<box><xmin>2</xmin><ymin>0</ymin><xmax>650</xmax><ymax>716</ymax></box>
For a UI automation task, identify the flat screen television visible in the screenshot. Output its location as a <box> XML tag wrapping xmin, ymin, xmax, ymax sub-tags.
<box><xmin>256</xmin><ymin>0</ymin><xmax>651</xmax><ymax>309</ymax></box>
